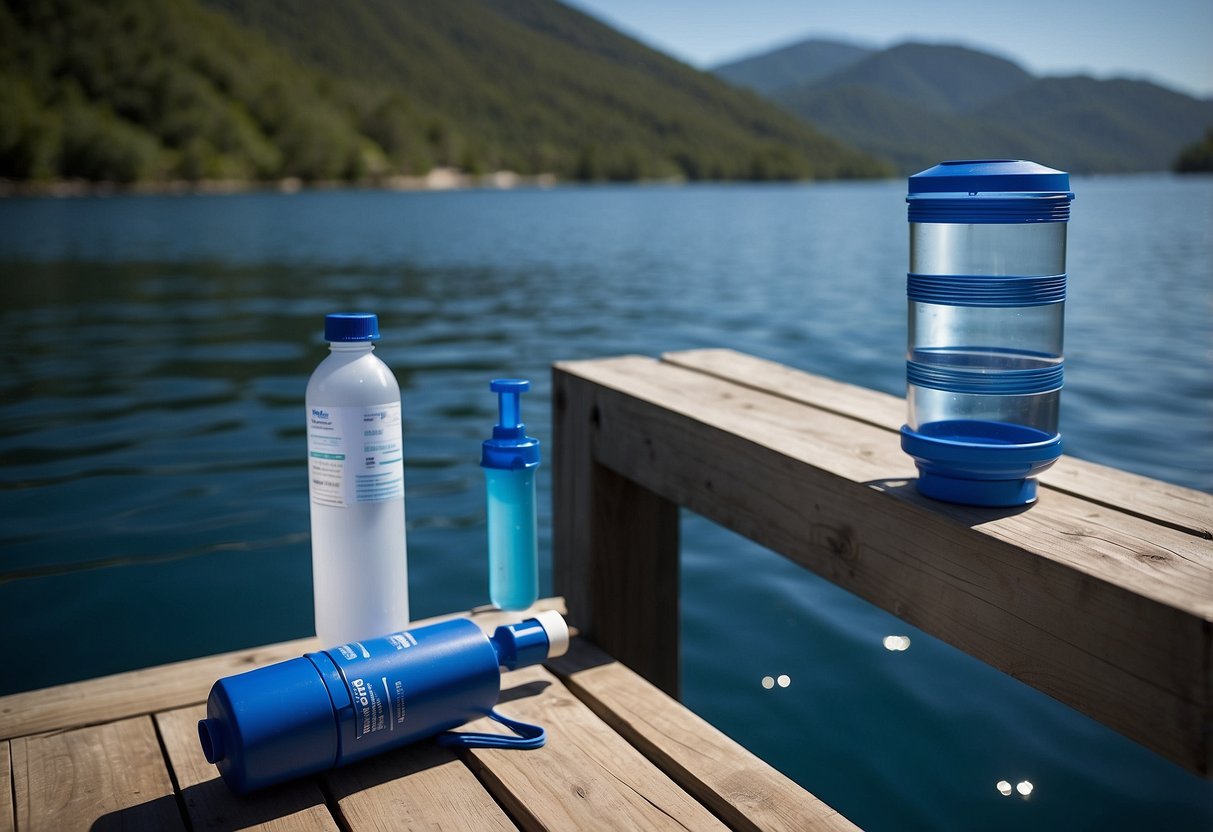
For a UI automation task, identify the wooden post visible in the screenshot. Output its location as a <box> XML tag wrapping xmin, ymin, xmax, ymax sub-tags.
<box><xmin>553</xmin><ymin>365</ymin><xmax>681</xmax><ymax>698</ymax></box>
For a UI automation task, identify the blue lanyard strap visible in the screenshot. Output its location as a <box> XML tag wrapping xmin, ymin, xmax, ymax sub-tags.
<box><xmin>436</xmin><ymin>709</ymin><xmax>546</xmax><ymax>750</ymax></box>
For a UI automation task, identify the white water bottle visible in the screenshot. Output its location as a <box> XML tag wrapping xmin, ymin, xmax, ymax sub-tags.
<box><xmin>306</xmin><ymin>313</ymin><xmax>409</xmax><ymax>645</ymax></box>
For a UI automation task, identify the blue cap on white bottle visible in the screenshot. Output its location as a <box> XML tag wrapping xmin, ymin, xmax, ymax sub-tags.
<box><xmin>324</xmin><ymin>312</ymin><xmax>381</xmax><ymax>342</ymax></box>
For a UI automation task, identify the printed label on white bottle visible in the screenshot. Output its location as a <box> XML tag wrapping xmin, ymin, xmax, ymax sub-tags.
<box><xmin>307</xmin><ymin>403</ymin><xmax>404</xmax><ymax>507</ymax></box>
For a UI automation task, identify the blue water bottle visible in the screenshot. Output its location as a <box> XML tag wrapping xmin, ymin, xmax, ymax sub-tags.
<box><xmin>900</xmin><ymin>160</ymin><xmax>1074</xmax><ymax>506</ymax></box>
<box><xmin>481</xmin><ymin>379</ymin><xmax>540</xmax><ymax>610</ymax></box>
<box><xmin>197</xmin><ymin>611</ymin><xmax>568</xmax><ymax>794</ymax></box>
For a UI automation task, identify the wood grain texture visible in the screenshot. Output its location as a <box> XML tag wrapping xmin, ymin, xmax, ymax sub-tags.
<box><xmin>1</xmin><ymin>741</ymin><xmax>13</xmax><ymax>832</ymax></box>
<box><xmin>11</xmin><ymin>716</ymin><xmax>184</xmax><ymax>831</ymax></box>
<box><xmin>555</xmin><ymin>355</ymin><xmax>1213</xmax><ymax>775</ymax></box>
<box><xmin>325</xmin><ymin>741</ymin><xmax>517</xmax><ymax>832</ymax></box>
<box><xmin>459</xmin><ymin>664</ymin><xmax>728</xmax><ymax>831</ymax></box>
<box><xmin>0</xmin><ymin>599</ymin><xmax>565</xmax><ymax>742</ymax></box>
<box><xmin>662</xmin><ymin>348</ymin><xmax>1213</xmax><ymax>539</ymax></box>
<box><xmin>550</xmin><ymin>640</ymin><xmax>859</xmax><ymax>832</ymax></box>
<box><xmin>156</xmin><ymin>704</ymin><xmax>338</xmax><ymax>832</ymax></box>
<box><xmin>553</xmin><ymin>365</ymin><xmax>681</xmax><ymax>697</ymax></box>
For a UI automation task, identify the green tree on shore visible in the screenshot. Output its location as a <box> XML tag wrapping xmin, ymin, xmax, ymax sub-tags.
<box><xmin>1174</xmin><ymin>129</ymin><xmax>1213</xmax><ymax>173</ymax></box>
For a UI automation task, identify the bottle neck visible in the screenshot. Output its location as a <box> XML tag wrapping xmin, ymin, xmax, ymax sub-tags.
<box><xmin>328</xmin><ymin>341</ymin><xmax>375</xmax><ymax>353</ymax></box>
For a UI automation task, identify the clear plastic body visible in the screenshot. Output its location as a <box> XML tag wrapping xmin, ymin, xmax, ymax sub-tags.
<box><xmin>485</xmin><ymin>467</ymin><xmax>538</xmax><ymax>611</ymax></box>
<box><xmin>908</xmin><ymin>222</ymin><xmax>1066</xmax><ymax>438</ymax></box>
<box><xmin>910</xmin><ymin>222</ymin><xmax>1066</xmax><ymax>276</ymax></box>
<box><xmin>907</xmin><ymin>301</ymin><xmax>1063</xmax><ymax>433</ymax></box>
<box><xmin>306</xmin><ymin>341</ymin><xmax>409</xmax><ymax>645</ymax></box>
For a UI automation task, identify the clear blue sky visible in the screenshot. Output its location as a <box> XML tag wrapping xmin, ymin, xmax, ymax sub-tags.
<box><xmin>566</xmin><ymin>0</ymin><xmax>1213</xmax><ymax>98</ymax></box>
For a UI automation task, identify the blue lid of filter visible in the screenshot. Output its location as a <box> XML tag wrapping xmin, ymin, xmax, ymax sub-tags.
<box><xmin>907</xmin><ymin>160</ymin><xmax>1074</xmax><ymax>223</ymax></box>
<box><xmin>325</xmin><ymin>312</ymin><xmax>381</xmax><ymax>342</ymax></box>
<box><xmin>908</xmin><ymin>160</ymin><xmax>1070</xmax><ymax>194</ymax></box>
<box><xmin>482</xmin><ymin>379</ymin><xmax>540</xmax><ymax>470</ymax></box>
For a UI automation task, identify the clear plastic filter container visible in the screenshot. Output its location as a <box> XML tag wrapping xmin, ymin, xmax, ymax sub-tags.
<box><xmin>901</xmin><ymin>161</ymin><xmax>1074</xmax><ymax>506</ymax></box>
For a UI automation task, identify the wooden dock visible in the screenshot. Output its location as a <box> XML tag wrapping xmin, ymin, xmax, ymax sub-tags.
<box><xmin>2</xmin><ymin>348</ymin><xmax>1211</xmax><ymax>830</ymax></box>
<box><xmin>0</xmin><ymin>598</ymin><xmax>854</xmax><ymax>831</ymax></box>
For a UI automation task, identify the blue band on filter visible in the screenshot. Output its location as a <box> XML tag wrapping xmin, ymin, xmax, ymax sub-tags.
<box><xmin>906</xmin><ymin>193</ymin><xmax>1073</xmax><ymax>224</ymax></box>
<box><xmin>908</xmin><ymin>273</ymin><xmax>1065</xmax><ymax>307</ymax></box>
<box><xmin>906</xmin><ymin>360</ymin><xmax>1063</xmax><ymax>395</ymax></box>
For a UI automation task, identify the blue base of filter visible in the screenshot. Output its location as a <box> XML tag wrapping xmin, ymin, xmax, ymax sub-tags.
<box><xmin>900</xmin><ymin>420</ymin><xmax>1062</xmax><ymax>507</ymax></box>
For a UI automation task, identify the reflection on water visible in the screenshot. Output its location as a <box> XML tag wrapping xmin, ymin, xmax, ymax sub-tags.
<box><xmin>882</xmin><ymin>635</ymin><xmax>912</xmax><ymax>651</ymax></box>
<box><xmin>1</xmin><ymin>179</ymin><xmax>1210</xmax><ymax>832</ymax></box>
<box><xmin>995</xmin><ymin>779</ymin><xmax>1036</xmax><ymax>799</ymax></box>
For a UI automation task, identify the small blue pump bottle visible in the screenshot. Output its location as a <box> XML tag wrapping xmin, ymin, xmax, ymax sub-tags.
<box><xmin>481</xmin><ymin>379</ymin><xmax>540</xmax><ymax>611</ymax></box>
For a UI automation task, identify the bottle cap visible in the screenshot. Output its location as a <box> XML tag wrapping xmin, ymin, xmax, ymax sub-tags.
<box><xmin>481</xmin><ymin>379</ymin><xmax>540</xmax><ymax>470</ymax></box>
<box><xmin>907</xmin><ymin>160</ymin><xmax>1074</xmax><ymax>223</ymax></box>
<box><xmin>532</xmin><ymin>609</ymin><xmax>569</xmax><ymax>658</ymax></box>
<box><xmin>324</xmin><ymin>312</ymin><xmax>381</xmax><ymax>342</ymax></box>
<box><xmin>491</xmin><ymin>611</ymin><xmax>570</xmax><ymax>670</ymax></box>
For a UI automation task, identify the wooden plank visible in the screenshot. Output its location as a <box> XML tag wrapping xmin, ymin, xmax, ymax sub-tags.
<box><xmin>1</xmin><ymin>741</ymin><xmax>12</xmax><ymax>832</ymax></box>
<box><xmin>554</xmin><ymin>356</ymin><xmax>1213</xmax><ymax>775</ymax></box>
<box><xmin>156</xmin><ymin>704</ymin><xmax>338</xmax><ymax>832</ymax></box>
<box><xmin>457</xmin><ymin>663</ymin><xmax>727</xmax><ymax>831</ymax></box>
<box><xmin>0</xmin><ymin>637</ymin><xmax>318</xmax><ymax>745</ymax></box>
<box><xmin>325</xmin><ymin>741</ymin><xmax>517</xmax><ymax>832</ymax></box>
<box><xmin>550</xmin><ymin>639</ymin><xmax>858</xmax><ymax>832</ymax></box>
<box><xmin>11</xmin><ymin>716</ymin><xmax>184</xmax><ymax>831</ymax></box>
<box><xmin>0</xmin><ymin>599</ymin><xmax>564</xmax><ymax>741</ymax></box>
<box><xmin>661</xmin><ymin>348</ymin><xmax>1213</xmax><ymax>539</ymax></box>
<box><xmin>553</xmin><ymin>366</ymin><xmax>681</xmax><ymax>697</ymax></box>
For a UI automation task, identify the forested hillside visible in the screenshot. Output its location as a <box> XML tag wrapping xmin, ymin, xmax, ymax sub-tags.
<box><xmin>718</xmin><ymin>39</ymin><xmax>1213</xmax><ymax>174</ymax></box>
<box><xmin>0</xmin><ymin>0</ymin><xmax>889</xmax><ymax>184</ymax></box>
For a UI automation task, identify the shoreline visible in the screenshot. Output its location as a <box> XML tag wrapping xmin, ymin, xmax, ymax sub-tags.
<box><xmin>0</xmin><ymin>168</ymin><xmax>563</xmax><ymax>198</ymax></box>
<box><xmin>1</xmin><ymin>169</ymin><xmax>1190</xmax><ymax>199</ymax></box>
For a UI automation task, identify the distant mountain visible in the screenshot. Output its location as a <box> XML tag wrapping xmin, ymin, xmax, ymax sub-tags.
<box><xmin>813</xmin><ymin>43</ymin><xmax>1034</xmax><ymax>114</ymax></box>
<box><xmin>715</xmin><ymin>38</ymin><xmax>1213</xmax><ymax>174</ymax></box>
<box><xmin>714</xmin><ymin>39</ymin><xmax>873</xmax><ymax>96</ymax></box>
<box><xmin>0</xmin><ymin>0</ymin><xmax>889</xmax><ymax>185</ymax></box>
<box><xmin>974</xmin><ymin>76</ymin><xmax>1213</xmax><ymax>173</ymax></box>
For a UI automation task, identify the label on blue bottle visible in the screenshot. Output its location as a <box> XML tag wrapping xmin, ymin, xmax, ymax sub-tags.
<box><xmin>330</xmin><ymin>631</ymin><xmax>419</xmax><ymax>741</ymax></box>
<box><xmin>307</xmin><ymin>402</ymin><xmax>404</xmax><ymax>507</ymax></box>
<box><xmin>319</xmin><ymin>620</ymin><xmax>500</xmax><ymax>761</ymax></box>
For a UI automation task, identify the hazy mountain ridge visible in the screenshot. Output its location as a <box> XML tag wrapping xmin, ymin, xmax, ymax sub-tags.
<box><xmin>0</xmin><ymin>0</ymin><xmax>889</xmax><ymax>185</ymax></box>
<box><xmin>714</xmin><ymin>38</ymin><xmax>874</xmax><ymax>95</ymax></box>
<box><xmin>716</xmin><ymin>38</ymin><xmax>1213</xmax><ymax>174</ymax></box>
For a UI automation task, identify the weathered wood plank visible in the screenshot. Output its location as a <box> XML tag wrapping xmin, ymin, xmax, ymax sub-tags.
<box><xmin>458</xmin><ymin>664</ymin><xmax>728</xmax><ymax>831</ymax></box>
<box><xmin>553</xmin><ymin>367</ymin><xmax>681</xmax><ymax>697</ymax></box>
<box><xmin>1</xmin><ymin>741</ymin><xmax>13</xmax><ymax>832</ymax></box>
<box><xmin>11</xmin><ymin>716</ymin><xmax>184</xmax><ymax>831</ymax></box>
<box><xmin>0</xmin><ymin>599</ymin><xmax>565</xmax><ymax>742</ymax></box>
<box><xmin>554</xmin><ymin>356</ymin><xmax>1213</xmax><ymax>775</ymax></box>
<box><xmin>662</xmin><ymin>348</ymin><xmax>1213</xmax><ymax>539</ymax></box>
<box><xmin>156</xmin><ymin>704</ymin><xmax>337</xmax><ymax>832</ymax></box>
<box><xmin>325</xmin><ymin>741</ymin><xmax>517</xmax><ymax>832</ymax></box>
<box><xmin>550</xmin><ymin>639</ymin><xmax>858</xmax><ymax>832</ymax></box>
<box><xmin>0</xmin><ymin>638</ymin><xmax>318</xmax><ymax>746</ymax></box>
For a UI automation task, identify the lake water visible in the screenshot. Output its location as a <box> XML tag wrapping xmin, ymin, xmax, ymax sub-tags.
<box><xmin>1</xmin><ymin>177</ymin><xmax>1210</xmax><ymax>830</ymax></box>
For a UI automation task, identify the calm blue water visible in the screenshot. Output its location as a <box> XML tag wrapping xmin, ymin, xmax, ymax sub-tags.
<box><xmin>1</xmin><ymin>178</ymin><xmax>1210</xmax><ymax>830</ymax></box>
